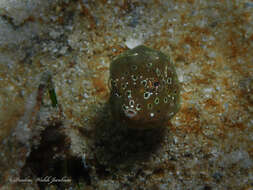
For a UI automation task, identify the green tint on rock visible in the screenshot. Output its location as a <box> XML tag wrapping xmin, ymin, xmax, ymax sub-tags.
<box><xmin>109</xmin><ymin>45</ymin><xmax>180</xmax><ymax>129</ymax></box>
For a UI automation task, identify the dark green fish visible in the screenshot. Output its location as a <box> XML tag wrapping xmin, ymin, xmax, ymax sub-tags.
<box><xmin>109</xmin><ymin>45</ymin><xmax>180</xmax><ymax>129</ymax></box>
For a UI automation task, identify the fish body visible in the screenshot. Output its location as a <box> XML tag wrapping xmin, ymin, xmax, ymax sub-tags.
<box><xmin>109</xmin><ymin>45</ymin><xmax>180</xmax><ymax>129</ymax></box>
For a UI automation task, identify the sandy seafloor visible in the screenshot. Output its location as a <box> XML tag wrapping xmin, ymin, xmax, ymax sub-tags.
<box><xmin>0</xmin><ymin>0</ymin><xmax>252</xmax><ymax>189</ymax></box>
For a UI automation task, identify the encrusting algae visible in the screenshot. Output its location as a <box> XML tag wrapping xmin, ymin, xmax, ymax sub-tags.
<box><xmin>109</xmin><ymin>45</ymin><xmax>180</xmax><ymax>129</ymax></box>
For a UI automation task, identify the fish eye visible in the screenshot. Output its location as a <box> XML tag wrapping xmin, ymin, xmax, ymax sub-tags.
<box><xmin>131</xmin><ymin>75</ymin><xmax>138</xmax><ymax>81</ymax></box>
<box><xmin>121</xmin><ymin>82</ymin><xmax>128</xmax><ymax>90</ymax></box>
<box><xmin>114</xmin><ymin>92</ymin><xmax>121</xmax><ymax>97</ymax></box>
<box><xmin>146</xmin><ymin>62</ymin><xmax>152</xmax><ymax>67</ymax></box>
<box><xmin>141</xmin><ymin>80</ymin><xmax>147</xmax><ymax>87</ymax></box>
<box><xmin>154</xmin><ymin>97</ymin><xmax>159</xmax><ymax>104</ymax></box>
<box><xmin>136</xmin><ymin>104</ymin><xmax>141</xmax><ymax>111</ymax></box>
<box><xmin>131</xmin><ymin>65</ymin><xmax>138</xmax><ymax>71</ymax></box>
<box><xmin>164</xmin><ymin>97</ymin><xmax>168</xmax><ymax>103</ymax></box>
<box><xmin>122</xmin><ymin>104</ymin><xmax>128</xmax><ymax>111</ymax></box>
<box><xmin>126</xmin><ymin>90</ymin><xmax>132</xmax><ymax>98</ymax></box>
<box><xmin>153</xmin><ymin>81</ymin><xmax>159</xmax><ymax>87</ymax></box>
<box><xmin>110</xmin><ymin>79</ymin><xmax>116</xmax><ymax>87</ymax></box>
<box><xmin>144</xmin><ymin>91</ymin><xmax>151</xmax><ymax>99</ymax></box>
<box><xmin>147</xmin><ymin>103</ymin><xmax>153</xmax><ymax>109</ymax></box>
<box><xmin>156</xmin><ymin>68</ymin><xmax>161</xmax><ymax>76</ymax></box>
<box><xmin>129</xmin><ymin>100</ymin><xmax>135</xmax><ymax>107</ymax></box>
<box><xmin>167</xmin><ymin>77</ymin><xmax>172</xmax><ymax>84</ymax></box>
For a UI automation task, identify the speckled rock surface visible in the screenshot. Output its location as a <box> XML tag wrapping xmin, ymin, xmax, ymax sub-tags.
<box><xmin>0</xmin><ymin>0</ymin><xmax>252</xmax><ymax>189</ymax></box>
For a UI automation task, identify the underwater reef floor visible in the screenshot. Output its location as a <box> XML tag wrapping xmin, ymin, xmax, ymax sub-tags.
<box><xmin>0</xmin><ymin>0</ymin><xmax>252</xmax><ymax>189</ymax></box>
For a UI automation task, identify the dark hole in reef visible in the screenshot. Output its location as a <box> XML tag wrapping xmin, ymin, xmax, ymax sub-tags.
<box><xmin>21</xmin><ymin>123</ymin><xmax>91</xmax><ymax>189</ymax></box>
<box><xmin>92</xmin><ymin>103</ymin><xmax>167</xmax><ymax>171</ymax></box>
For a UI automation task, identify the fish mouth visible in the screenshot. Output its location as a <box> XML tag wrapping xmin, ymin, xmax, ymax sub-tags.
<box><xmin>123</xmin><ymin>108</ymin><xmax>137</xmax><ymax>118</ymax></box>
<box><xmin>123</xmin><ymin>108</ymin><xmax>166</xmax><ymax>126</ymax></box>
